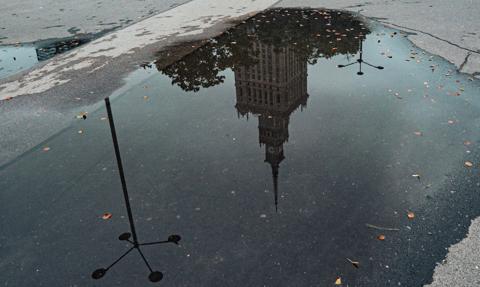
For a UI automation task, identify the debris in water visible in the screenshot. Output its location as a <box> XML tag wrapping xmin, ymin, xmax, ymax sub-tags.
<box><xmin>76</xmin><ymin>112</ymin><xmax>88</xmax><ymax>120</ymax></box>
<box><xmin>346</xmin><ymin>258</ymin><xmax>360</xmax><ymax>268</ymax></box>
<box><xmin>365</xmin><ymin>224</ymin><xmax>400</xmax><ymax>231</ymax></box>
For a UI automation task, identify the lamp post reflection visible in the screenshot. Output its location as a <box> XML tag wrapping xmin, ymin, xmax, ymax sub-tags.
<box><xmin>92</xmin><ymin>98</ymin><xmax>181</xmax><ymax>283</ymax></box>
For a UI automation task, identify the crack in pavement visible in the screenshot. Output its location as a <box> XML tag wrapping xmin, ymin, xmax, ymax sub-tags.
<box><xmin>378</xmin><ymin>20</ymin><xmax>480</xmax><ymax>55</ymax></box>
<box><xmin>458</xmin><ymin>52</ymin><xmax>471</xmax><ymax>71</ymax></box>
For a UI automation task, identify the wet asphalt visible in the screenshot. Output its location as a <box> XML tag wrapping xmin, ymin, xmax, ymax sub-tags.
<box><xmin>1</xmin><ymin>2</ymin><xmax>480</xmax><ymax>287</ymax></box>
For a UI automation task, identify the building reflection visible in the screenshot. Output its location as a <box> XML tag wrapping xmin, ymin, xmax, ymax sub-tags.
<box><xmin>157</xmin><ymin>8</ymin><xmax>371</xmax><ymax>211</ymax></box>
<box><xmin>35</xmin><ymin>38</ymin><xmax>88</xmax><ymax>61</ymax></box>
<box><xmin>234</xmin><ymin>41</ymin><xmax>309</xmax><ymax>211</ymax></box>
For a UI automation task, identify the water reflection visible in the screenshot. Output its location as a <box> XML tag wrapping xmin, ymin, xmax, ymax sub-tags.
<box><xmin>157</xmin><ymin>8</ymin><xmax>375</xmax><ymax>210</ymax></box>
<box><xmin>157</xmin><ymin>9</ymin><xmax>371</xmax><ymax>92</ymax></box>
<box><xmin>92</xmin><ymin>98</ymin><xmax>181</xmax><ymax>283</ymax></box>
<box><xmin>337</xmin><ymin>39</ymin><xmax>384</xmax><ymax>75</ymax></box>
<box><xmin>0</xmin><ymin>37</ymin><xmax>90</xmax><ymax>79</ymax></box>
<box><xmin>234</xmin><ymin>40</ymin><xmax>308</xmax><ymax>211</ymax></box>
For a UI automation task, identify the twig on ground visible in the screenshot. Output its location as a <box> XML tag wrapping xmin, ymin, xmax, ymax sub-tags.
<box><xmin>365</xmin><ymin>223</ymin><xmax>400</xmax><ymax>231</ymax></box>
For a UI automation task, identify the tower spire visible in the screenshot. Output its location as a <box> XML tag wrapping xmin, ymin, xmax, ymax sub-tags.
<box><xmin>272</xmin><ymin>164</ymin><xmax>279</xmax><ymax>213</ymax></box>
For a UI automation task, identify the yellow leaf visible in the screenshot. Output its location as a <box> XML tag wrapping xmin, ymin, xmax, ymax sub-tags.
<box><xmin>335</xmin><ymin>277</ymin><xmax>342</xmax><ymax>285</ymax></box>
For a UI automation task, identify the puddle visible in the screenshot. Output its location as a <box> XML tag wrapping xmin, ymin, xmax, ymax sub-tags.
<box><xmin>2</xmin><ymin>8</ymin><xmax>480</xmax><ymax>287</ymax></box>
<box><xmin>0</xmin><ymin>37</ymin><xmax>90</xmax><ymax>80</ymax></box>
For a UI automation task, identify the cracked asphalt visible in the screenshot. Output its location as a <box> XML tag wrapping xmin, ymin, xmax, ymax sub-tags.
<box><xmin>0</xmin><ymin>0</ymin><xmax>192</xmax><ymax>45</ymax></box>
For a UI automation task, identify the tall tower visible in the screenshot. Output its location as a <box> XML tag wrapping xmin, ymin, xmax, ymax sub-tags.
<box><xmin>234</xmin><ymin>41</ymin><xmax>308</xmax><ymax>211</ymax></box>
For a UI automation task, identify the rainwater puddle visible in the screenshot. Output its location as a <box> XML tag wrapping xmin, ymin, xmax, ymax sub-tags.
<box><xmin>2</xmin><ymin>8</ymin><xmax>480</xmax><ymax>287</ymax></box>
<box><xmin>0</xmin><ymin>37</ymin><xmax>90</xmax><ymax>79</ymax></box>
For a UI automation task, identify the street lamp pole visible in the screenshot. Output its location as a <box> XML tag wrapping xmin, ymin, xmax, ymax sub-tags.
<box><xmin>91</xmin><ymin>97</ymin><xmax>181</xmax><ymax>283</ymax></box>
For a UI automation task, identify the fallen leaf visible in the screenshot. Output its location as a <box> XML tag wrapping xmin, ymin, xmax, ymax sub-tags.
<box><xmin>407</xmin><ymin>211</ymin><xmax>415</xmax><ymax>219</ymax></box>
<box><xmin>143</xmin><ymin>96</ymin><xmax>149</xmax><ymax>100</ymax></box>
<box><xmin>452</xmin><ymin>91</ymin><xmax>461</xmax><ymax>96</ymax></box>
<box><xmin>76</xmin><ymin>112</ymin><xmax>88</xmax><ymax>119</ymax></box>
<box><xmin>377</xmin><ymin>234</ymin><xmax>386</xmax><ymax>241</ymax></box>
<box><xmin>464</xmin><ymin>141</ymin><xmax>472</xmax><ymax>146</ymax></box>
<box><xmin>465</xmin><ymin>161</ymin><xmax>473</xmax><ymax>167</ymax></box>
<box><xmin>42</xmin><ymin>147</ymin><xmax>51</xmax><ymax>152</ymax></box>
<box><xmin>102</xmin><ymin>213</ymin><xmax>112</xmax><ymax>220</ymax></box>
<box><xmin>335</xmin><ymin>277</ymin><xmax>342</xmax><ymax>285</ymax></box>
<box><xmin>414</xmin><ymin>131</ymin><xmax>423</xmax><ymax>136</ymax></box>
<box><xmin>346</xmin><ymin>258</ymin><xmax>360</xmax><ymax>268</ymax></box>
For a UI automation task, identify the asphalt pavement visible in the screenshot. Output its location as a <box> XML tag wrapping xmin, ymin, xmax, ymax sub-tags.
<box><xmin>1</xmin><ymin>0</ymin><xmax>480</xmax><ymax>286</ymax></box>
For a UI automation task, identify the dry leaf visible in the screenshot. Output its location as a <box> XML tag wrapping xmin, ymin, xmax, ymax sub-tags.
<box><xmin>407</xmin><ymin>211</ymin><xmax>415</xmax><ymax>219</ymax></box>
<box><xmin>377</xmin><ymin>234</ymin><xmax>386</xmax><ymax>241</ymax></box>
<box><xmin>143</xmin><ymin>96</ymin><xmax>149</xmax><ymax>100</ymax></box>
<box><xmin>102</xmin><ymin>213</ymin><xmax>112</xmax><ymax>220</ymax></box>
<box><xmin>335</xmin><ymin>277</ymin><xmax>342</xmax><ymax>285</ymax></box>
<box><xmin>42</xmin><ymin>147</ymin><xmax>50</xmax><ymax>152</ymax></box>
<box><xmin>464</xmin><ymin>141</ymin><xmax>472</xmax><ymax>146</ymax></box>
<box><xmin>76</xmin><ymin>112</ymin><xmax>88</xmax><ymax>119</ymax></box>
<box><xmin>465</xmin><ymin>161</ymin><xmax>473</xmax><ymax>167</ymax></box>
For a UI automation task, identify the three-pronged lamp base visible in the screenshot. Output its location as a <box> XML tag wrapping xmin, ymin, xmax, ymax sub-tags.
<box><xmin>92</xmin><ymin>233</ymin><xmax>181</xmax><ymax>283</ymax></box>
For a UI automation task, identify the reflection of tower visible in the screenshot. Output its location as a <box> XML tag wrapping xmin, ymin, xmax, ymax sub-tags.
<box><xmin>234</xmin><ymin>41</ymin><xmax>308</xmax><ymax>211</ymax></box>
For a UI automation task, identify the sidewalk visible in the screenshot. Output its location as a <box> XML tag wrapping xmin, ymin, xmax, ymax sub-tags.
<box><xmin>278</xmin><ymin>0</ymin><xmax>480</xmax><ymax>76</ymax></box>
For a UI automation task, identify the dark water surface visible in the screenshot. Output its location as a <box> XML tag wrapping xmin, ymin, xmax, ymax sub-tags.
<box><xmin>2</xmin><ymin>9</ymin><xmax>480</xmax><ymax>286</ymax></box>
